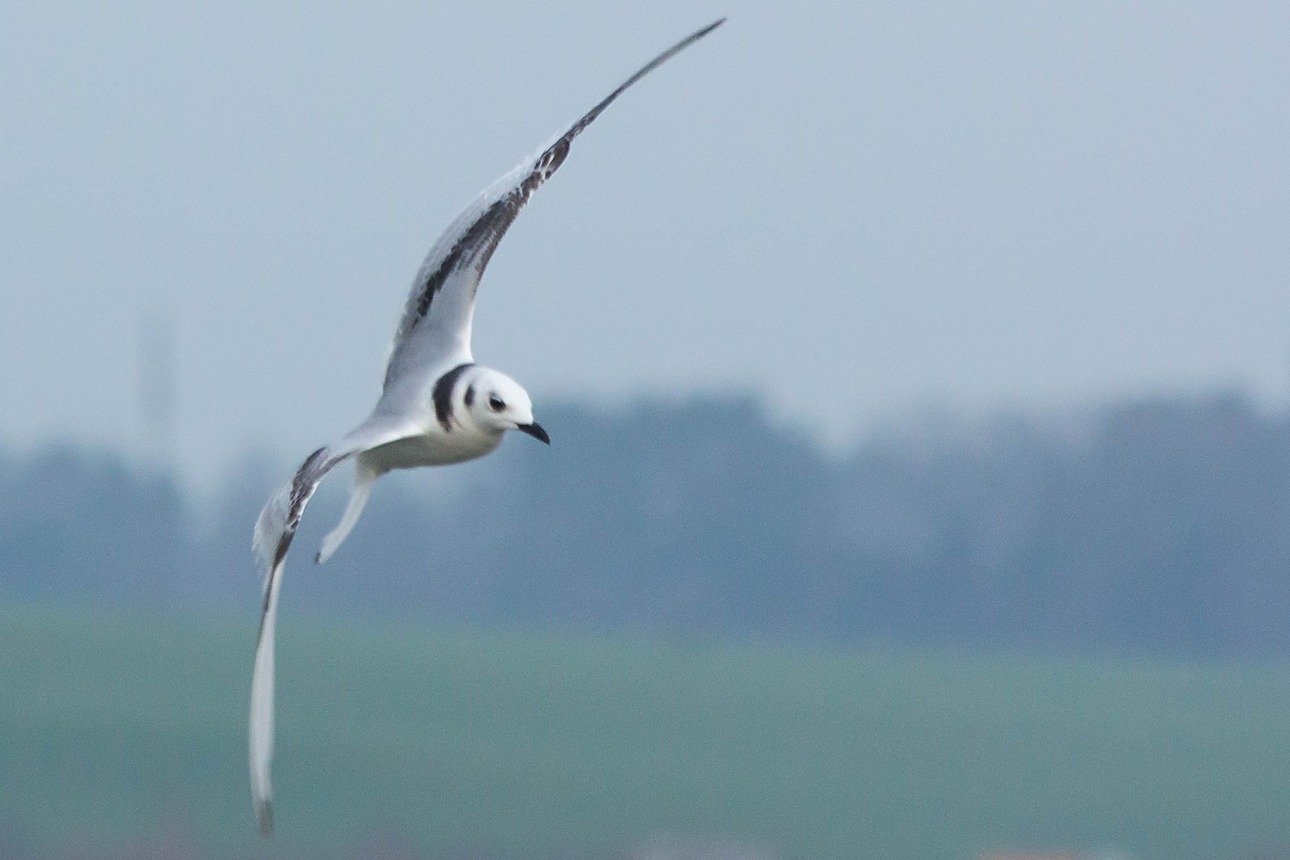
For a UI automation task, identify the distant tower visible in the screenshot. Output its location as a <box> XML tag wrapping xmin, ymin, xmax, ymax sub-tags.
<box><xmin>138</xmin><ymin>316</ymin><xmax>179</xmax><ymax>475</ymax></box>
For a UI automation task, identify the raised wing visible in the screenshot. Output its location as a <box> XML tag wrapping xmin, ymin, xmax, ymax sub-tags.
<box><xmin>248</xmin><ymin>417</ymin><xmax>418</xmax><ymax>836</ymax></box>
<box><xmin>382</xmin><ymin>18</ymin><xmax>725</xmax><ymax>393</ymax></box>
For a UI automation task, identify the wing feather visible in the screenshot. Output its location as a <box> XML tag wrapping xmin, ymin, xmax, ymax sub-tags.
<box><xmin>248</xmin><ymin>419</ymin><xmax>419</xmax><ymax>835</ymax></box>
<box><xmin>382</xmin><ymin>18</ymin><xmax>725</xmax><ymax>392</ymax></box>
<box><xmin>248</xmin><ymin>445</ymin><xmax>337</xmax><ymax>836</ymax></box>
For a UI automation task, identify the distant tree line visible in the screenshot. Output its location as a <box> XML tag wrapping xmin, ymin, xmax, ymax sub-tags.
<box><xmin>3</xmin><ymin>390</ymin><xmax>1287</xmax><ymax>657</ymax></box>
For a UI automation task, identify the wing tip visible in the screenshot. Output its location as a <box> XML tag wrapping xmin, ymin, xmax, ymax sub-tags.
<box><xmin>687</xmin><ymin>18</ymin><xmax>727</xmax><ymax>45</ymax></box>
<box><xmin>668</xmin><ymin>18</ymin><xmax>727</xmax><ymax>62</ymax></box>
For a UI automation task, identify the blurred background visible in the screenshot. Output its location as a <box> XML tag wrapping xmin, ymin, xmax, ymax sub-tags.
<box><xmin>3</xmin><ymin>2</ymin><xmax>1290</xmax><ymax>857</ymax></box>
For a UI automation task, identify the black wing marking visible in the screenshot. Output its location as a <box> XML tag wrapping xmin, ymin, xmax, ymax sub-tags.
<box><xmin>399</xmin><ymin>19</ymin><xmax>726</xmax><ymax>348</ymax></box>
<box><xmin>256</xmin><ymin>446</ymin><xmax>341</xmax><ymax>637</ymax></box>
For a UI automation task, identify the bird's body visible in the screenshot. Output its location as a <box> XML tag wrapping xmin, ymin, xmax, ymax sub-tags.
<box><xmin>364</xmin><ymin>363</ymin><xmax>519</xmax><ymax>470</ymax></box>
<box><xmin>247</xmin><ymin>18</ymin><xmax>724</xmax><ymax>836</ymax></box>
<box><xmin>365</xmin><ymin>418</ymin><xmax>500</xmax><ymax>470</ymax></box>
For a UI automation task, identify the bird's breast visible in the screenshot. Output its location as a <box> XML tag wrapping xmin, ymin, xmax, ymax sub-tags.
<box><xmin>364</xmin><ymin>425</ymin><xmax>501</xmax><ymax>472</ymax></box>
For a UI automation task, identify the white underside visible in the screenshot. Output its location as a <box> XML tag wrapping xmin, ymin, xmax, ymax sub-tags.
<box><xmin>361</xmin><ymin>425</ymin><xmax>503</xmax><ymax>471</ymax></box>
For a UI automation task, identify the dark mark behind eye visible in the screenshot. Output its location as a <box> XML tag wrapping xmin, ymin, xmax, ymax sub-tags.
<box><xmin>432</xmin><ymin>362</ymin><xmax>475</xmax><ymax>430</ymax></box>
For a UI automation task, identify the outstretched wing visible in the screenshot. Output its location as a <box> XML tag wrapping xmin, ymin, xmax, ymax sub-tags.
<box><xmin>382</xmin><ymin>18</ymin><xmax>725</xmax><ymax>394</ymax></box>
<box><xmin>248</xmin><ymin>418</ymin><xmax>417</xmax><ymax>836</ymax></box>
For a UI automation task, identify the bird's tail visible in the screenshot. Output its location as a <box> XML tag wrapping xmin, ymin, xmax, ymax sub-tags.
<box><xmin>315</xmin><ymin>460</ymin><xmax>378</xmax><ymax>565</ymax></box>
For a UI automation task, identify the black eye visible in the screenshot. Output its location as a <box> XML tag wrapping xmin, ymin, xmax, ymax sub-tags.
<box><xmin>488</xmin><ymin>395</ymin><xmax>505</xmax><ymax>412</ymax></box>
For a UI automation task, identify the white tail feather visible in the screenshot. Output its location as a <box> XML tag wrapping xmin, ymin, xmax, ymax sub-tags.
<box><xmin>315</xmin><ymin>462</ymin><xmax>378</xmax><ymax>565</ymax></box>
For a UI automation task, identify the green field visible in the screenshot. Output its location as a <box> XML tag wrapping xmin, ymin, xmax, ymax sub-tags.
<box><xmin>3</xmin><ymin>605</ymin><xmax>1289</xmax><ymax>858</ymax></box>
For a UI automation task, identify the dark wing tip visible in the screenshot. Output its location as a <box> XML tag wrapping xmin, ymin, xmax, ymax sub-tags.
<box><xmin>559</xmin><ymin>17</ymin><xmax>728</xmax><ymax>145</ymax></box>
<box><xmin>675</xmin><ymin>18</ymin><xmax>727</xmax><ymax>51</ymax></box>
<box><xmin>257</xmin><ymin>799</ymin><xmax>273</xmax><ymax>837</ymax></box>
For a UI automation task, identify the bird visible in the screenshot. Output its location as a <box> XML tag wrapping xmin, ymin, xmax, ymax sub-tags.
<box><xmin>248</xmin><ymin>18</ymin><xmax>725</xmax><ymax>836</ymax></box>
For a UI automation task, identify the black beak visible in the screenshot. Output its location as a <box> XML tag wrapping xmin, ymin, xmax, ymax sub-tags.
<box><xmin>517</xmin><ymin>422</ymin><xmax>550</xmax><ymax>445</ymax></box>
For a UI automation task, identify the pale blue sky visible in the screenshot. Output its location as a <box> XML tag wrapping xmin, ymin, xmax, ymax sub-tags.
<box><xmin>3</xmin><ymin>3</ymin><xmax>1289</xmax><ymax>482</ymax></box>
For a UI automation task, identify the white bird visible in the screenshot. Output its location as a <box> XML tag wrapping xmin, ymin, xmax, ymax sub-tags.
<box><xmin>248</xmin><ymin>19</ymin><xmax>725</xmax><ymax>836</ymax></box>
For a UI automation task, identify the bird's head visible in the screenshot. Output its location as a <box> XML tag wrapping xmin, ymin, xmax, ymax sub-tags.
<box><xmin>465</xmin><ymin>368</ymin><xmax>549</xmax><ymax>444</ymax></box>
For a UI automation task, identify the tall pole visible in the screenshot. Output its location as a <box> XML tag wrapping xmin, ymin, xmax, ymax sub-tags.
<box><xmin>138</xmin><ymin>315</ymin><xmax>179</xmax><ymax>477</ymax></box>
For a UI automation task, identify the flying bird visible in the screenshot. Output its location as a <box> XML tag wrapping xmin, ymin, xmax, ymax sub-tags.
<box><xmin>248</xmin><ymin>19</ymin><xmax>725</xmax><ymax>836</ymax></box>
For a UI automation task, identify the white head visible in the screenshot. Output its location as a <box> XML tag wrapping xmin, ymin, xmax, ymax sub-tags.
<box><xmin>461</xmin><ymin>367</ymin><xmax>549</xmax><ymax>444</ymax></box>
